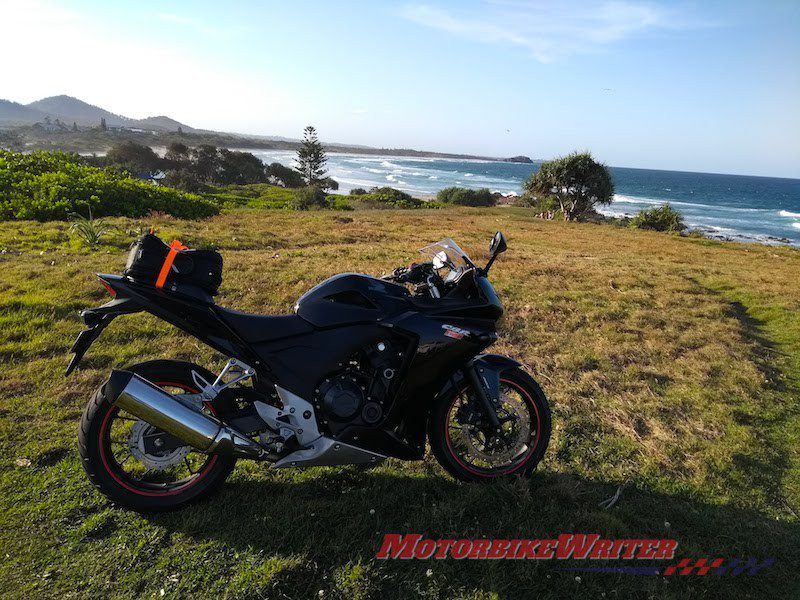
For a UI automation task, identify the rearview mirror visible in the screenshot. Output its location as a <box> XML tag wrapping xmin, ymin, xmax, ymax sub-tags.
<box><xmin>489</xmin><ymin>231</ymin><xmax>507</xmax><ymax>257</ymax></box>
<box><xmin>432</xmin><ymin>250</ymin><xmax>447</xmax><ymax>269</ymax></box>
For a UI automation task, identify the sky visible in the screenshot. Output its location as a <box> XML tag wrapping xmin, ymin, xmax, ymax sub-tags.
<box><xmin>1</xmin><ymin>0</ymin><xmax>799</xmax><ymax>178</ymax></box>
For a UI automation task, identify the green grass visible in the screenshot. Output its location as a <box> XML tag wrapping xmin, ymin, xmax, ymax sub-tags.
<box><xmin>0</xmin><ymin>207</ymin><xmax>798</xmax><ymax>598</ymax></box>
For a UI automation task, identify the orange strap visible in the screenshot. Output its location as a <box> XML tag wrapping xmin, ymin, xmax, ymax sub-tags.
<box><xmin>155</xmin><ymin>240</ymin><xmax>188</xmax><ymax>289</ymax></box>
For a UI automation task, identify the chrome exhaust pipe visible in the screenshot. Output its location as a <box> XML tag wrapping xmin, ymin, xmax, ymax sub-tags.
<box><xmin>106</xmin><ymin>370</ymin><xmax>267</xmax><ymax>459</ymax></box>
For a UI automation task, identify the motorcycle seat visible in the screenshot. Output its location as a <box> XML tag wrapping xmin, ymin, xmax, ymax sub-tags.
<box><xmin>215</xmin><ymin>307</ymin><xmax>314</xmax><ymax>343</ymax></box>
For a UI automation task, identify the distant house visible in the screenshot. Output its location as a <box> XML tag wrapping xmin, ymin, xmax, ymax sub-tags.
<box><xmin>136</xmin><ymin>170</ymin><xmax>166</xmax><ymax>185</ymax></box>
<box><xmin>34</xmin><ymin>120</ymin><xmax>65</xmax><ymax>132</ymax></box>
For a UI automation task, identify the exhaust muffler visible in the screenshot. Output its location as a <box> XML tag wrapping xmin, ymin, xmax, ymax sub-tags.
<box><xmin>106</xmin><ymin>370</ymin><xmax>266</xmax><ymax>459</ymax></box>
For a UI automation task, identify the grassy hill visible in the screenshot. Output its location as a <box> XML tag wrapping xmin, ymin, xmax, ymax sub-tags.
<box><xmin>0</xmin><ymin>207</ymin><xmax>798</xmax><ymax>598</ymax></box>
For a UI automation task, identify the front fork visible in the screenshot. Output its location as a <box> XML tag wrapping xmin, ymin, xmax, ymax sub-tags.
<box><xmin>465</xmin><ymin>363</ymin><xmax>502</xmax><ymax>429</ymax></box>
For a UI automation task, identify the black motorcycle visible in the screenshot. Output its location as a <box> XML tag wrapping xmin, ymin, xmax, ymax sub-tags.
<box><xmin>69</xmin><ymin>231</ymin><xmax>551</xmax><ymax>511</ymax></box>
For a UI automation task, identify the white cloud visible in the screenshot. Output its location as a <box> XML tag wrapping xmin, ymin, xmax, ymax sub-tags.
<box><xmin>400</xmin><ymin>1</ymin><xmax>684</xmax><ymax>63</ymax></box>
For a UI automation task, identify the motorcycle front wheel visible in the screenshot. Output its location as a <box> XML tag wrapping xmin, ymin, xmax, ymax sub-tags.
<box><xmin>428</xmin><ymin>367</ymin><xmax>551</xmax><ymax>482</ymax></box>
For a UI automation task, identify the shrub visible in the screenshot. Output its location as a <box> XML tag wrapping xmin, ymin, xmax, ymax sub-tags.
<box><xmin>0</xmin><ymin>150</ymin><xmax>218</xmax><ymax>221</ymax></box>
<box><xmin>366</xmin><ymin>187</ymin><xmax>421</xmax><ymax>208</ymax></box>
<box><xmin>437</xmin><ymin>187</ymin><xmax>496</xmax><ymax>207</ymax></box>
<box><xmin>290</xmin><ymin>186</ymin><xmax>327</xmax><ymax>210</ymax></box>
<box><xmin>349</xmin><ymin>188</ymin><xmax>367</xmax><ymax>196</ymax></box>
<box><xmin>325</xmin><ymin>196</ymin><xmax>354</xmax><ymax>211</ymax></box>
<box><xmin>630</xmin><ymin>203</ymin><xmax>685</xmax><ymax>232</ymax></box>
<box><xmin>69</xmin><ymin>207</ymin><xmax>111</xmax><ymax>249</ymax></box>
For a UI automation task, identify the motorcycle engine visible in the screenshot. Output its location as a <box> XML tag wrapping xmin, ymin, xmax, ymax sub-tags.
<box><xmin>315</xmin><ymin>338</ymin><xmax>403</xmax><ymax>429</ymax></box>
<box><xmin>318</xmin><ymin>375</ymin><xmax>364</xmax><ymax>421</ymax></box>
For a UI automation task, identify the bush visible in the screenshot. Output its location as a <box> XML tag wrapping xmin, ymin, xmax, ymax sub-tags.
<box><xmin>349</xmin><ymin>188</ymin><xmax>367</xmax><ymax>196</ymax></box>
<box><xmin>630</xmin><ymin>203</ymin><xmax>685</xmax><ymax>232</ymax></box>
<box><xmin>365</xmin><ymin>187</ymin><xmax>421</xmax><ymax>208</ymax></box>
<box><xmin>69</xmin><ymin>207</ymin><xmax>111</xmax><ymax>249</ymax></box>
<box><xmin>0</xmin><ymin>150</ymin><xmax>218</xmax><ymax>221</ymax></box>
<box><xmin>290</xmin><ymin>186</ymin><xmax>327</xmax><ymax>210</ymax></box>
<box><xmin>437</xmin><ymin>187</ymin><xmax>496</xmax><ymax>207</ymax></box>
<box><xmin>325</xmin><ymin>196</ymin><xmax>354</xmax><ymax>211</ymax></box>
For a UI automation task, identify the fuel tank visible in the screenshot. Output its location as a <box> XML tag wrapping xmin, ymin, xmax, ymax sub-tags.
<box><xmin>294</xmin><ymin>273</ymin><xmax>411</xmax><ymax>328</ymax></box>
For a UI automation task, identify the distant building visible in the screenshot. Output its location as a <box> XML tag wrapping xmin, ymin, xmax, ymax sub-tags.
<box><xmin>136</xmin><ymin>170</ymin><xmax>166</xmax><ymax>185</ymax></box>
<box><xmin>34</xmin><ymin>120</ymin><xmax>64</xmax><ymax>132</ymax></box>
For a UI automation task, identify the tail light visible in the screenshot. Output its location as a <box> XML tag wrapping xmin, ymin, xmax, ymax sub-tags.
<box><xmin>99</xmin><ymin>279</ymin><xmax>117</xmax><ymax>298</ymax></box>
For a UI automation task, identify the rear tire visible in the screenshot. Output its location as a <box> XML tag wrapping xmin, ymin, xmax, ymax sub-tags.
<box><xmin>428</xmin><ymin>367</ymin><xmax>551</xmax><ymax>482</ymax></box>
<box><xmin>78</xmin><ymin>360</ymin><xmax>236</xmax><ymax>512</ymax></box>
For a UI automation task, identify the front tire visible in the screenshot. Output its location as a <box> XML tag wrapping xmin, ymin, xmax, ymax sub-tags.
<box><xmin>78</xmin><ymin>360</ymin><xmax>236</xmax><ymax>512</ymax></box>
<box><xmin>429</xmin><ymin>367</ymin><xmax>551</xmax><ymax>482</ymax></box>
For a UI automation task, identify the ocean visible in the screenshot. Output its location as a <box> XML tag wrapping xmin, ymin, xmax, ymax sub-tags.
<box><xmin>250</xmin><ymin>150</ymin><xmax>800</xmax><ymax>246</ymax></box>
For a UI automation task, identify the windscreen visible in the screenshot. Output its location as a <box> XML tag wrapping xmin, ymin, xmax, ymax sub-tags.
<box><xmin>419</xmin><ymin>238</ymin><xmax>472</xmax><ymax>271</ymax></box>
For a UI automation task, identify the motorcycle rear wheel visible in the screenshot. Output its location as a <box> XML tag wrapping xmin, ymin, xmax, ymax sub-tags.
<box><xmin>78</xmin><ymin>360</ymin><xmax>237</xmax><ymax>512</ymax></box>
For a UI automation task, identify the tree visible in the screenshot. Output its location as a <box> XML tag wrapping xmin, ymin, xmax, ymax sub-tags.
<box><xmin>523</xmin><ymin>152</ymin><xmax>614</xmax><ymax>221</ymax></box>
<box><xmin>320</xmin><ymin>177</ymin><xmax>339</xmax><ymax>191</ymax></box>
<box><xmin>100</xmin><ymin>117</ymin><xmax>107</xmax><ymax>131</ymax></box>
<box><xmin>105</xmin><ymin>141</ymin><xmax>162</xmax><ymax>173</ymax></box>
<box><xmin>192</xmin><ymin>144</ymin><xmax>220</xmax><ymax>181</ymax></box>
<box><xmin>177</xmin><ymin>126</ymin><xmax>184</xmax><ymax>136</ymax></box>
<box><xmin>267</xmin><ymin>162</ymin><xmax>304</xmax><ymax>188</ymax></box>
<box><xmin>72</xmin><ymin>122</ymin><xmax>78</xmax><ymax>132</ymax></box>
<box><xmin>295</xmin><ymin>126</ymin><xmax>329</xmax><ymax>188</ymax></box>
<box><xmin>164</xmin><ymin>142</ymin><xmax>190</xmax><ymax>166</ymax></box>
<box><xmin>217</xmin><ymin>149</ymin><xmax>267</xmax><ymax>185</ymax></box>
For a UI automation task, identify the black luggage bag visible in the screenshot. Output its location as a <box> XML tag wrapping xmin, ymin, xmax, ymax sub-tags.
<box><xmin>124</xmin><ymin>234</ymin><xmax>223</xmax><ymax>295</ymax></box>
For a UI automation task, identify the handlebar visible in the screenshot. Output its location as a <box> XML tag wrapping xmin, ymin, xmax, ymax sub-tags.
<box><xmin>386</xmin><ymin>262</ymin><xmax>431</xmax><ymax>284</ymax></box>
<box><xmin>383</xmin><ymin>262</ymin><xmax>444</xmax><ymax>299</ymax></box>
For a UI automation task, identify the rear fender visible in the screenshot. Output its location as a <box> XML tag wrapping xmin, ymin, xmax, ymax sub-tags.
<box><xmin>65</xmin><ymin>275</ymin><xmax>142</xmax><ymax>375</ymax></box>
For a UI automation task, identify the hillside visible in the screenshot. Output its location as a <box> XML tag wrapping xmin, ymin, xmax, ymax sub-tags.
<box><xmin>0</xmin><ymin>99</ymin><xmax>46</xmax><ymax>124</ymax></box>
<box><xmin>0</xmin><ymin>95</ymin><xmax>195</xmax><ymax>131</ymax></box>
<box><xmin>26</xmin><ymin>95</ymin><xmax>129</xmax><ymax>127</ymax></box>
<box><xmin>0</xmin><ymin>208</ymin><xmax>797</xmax><ymax>598</ymax></box>
<box><xmin>0</xmin><ymin>95</ymin><xmax>531</xmax><ymax>161</ymax></box>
